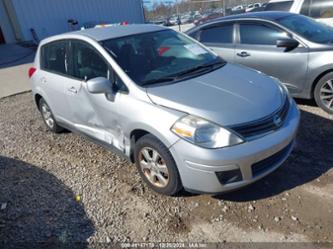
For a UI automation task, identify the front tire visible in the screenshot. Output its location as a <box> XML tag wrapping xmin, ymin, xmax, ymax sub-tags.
<box><xmin>314</xmin><ymin>73</ymin><xmax>333</xmax><ymax>115</ymax></box>
<box><xmin>134</xmin><ymin>134</ymin><xmax>182</xmax><ymax>196</ymax></box>
<box><xmin>38</xmin><ymin>98</ymin><xmax>64</xmax><ymax>133</ymax></box>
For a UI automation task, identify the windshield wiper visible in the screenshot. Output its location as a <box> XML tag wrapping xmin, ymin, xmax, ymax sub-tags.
<box><xmin>140</xmin><ymin>60</ymin><xmax>225</xmax><ymax>86</ymax></box>
<box><xmin>174</xmin><ymin>60</ymin><xmax>225</xmax><ymax>78</ymax></box>
<box><xmin>141</xmin><ymin>76</ymin><xmax>178</xmax><ymax>86</ymax></box>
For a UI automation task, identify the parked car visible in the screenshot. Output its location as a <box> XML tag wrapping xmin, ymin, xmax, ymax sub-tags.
<box><xmin>232</xmin><ymin>5</ymin><xmax>244</xmax><ymax>11</ymax></box>
<box><xmin>163</xmin><ymin>17</ymin><xmax>175</xmax><ymax>27</ymax></box>
<box><xmin>265</xmin><ymin>0</ymin><xmax>333</xmax><ymax>26</ymax></box>
<box><xmin>180</xmin><ymin>15</ymin><xmax>192</xmax><ymax>24</ymax></box>
<box><xmin>194</xmin><ymin>12</ymin><xmax>224</xmax><ymax>26</ymax></box>
<box><xmin>30</xmin><ymin>24</ymin><xmax>300</xmax><ymax>195</ymax></box>
<box><xmin>187</xmin><ymin>11</ymin><xmax>333</xmax><ymax>114</ymax></box>
<box><xmin>226</xmin><ymin>7</ymin><xmax>246</xmax><ymax>16</ymax></box>
<box><xmin>249</xmin><ymin>6</ymin><xmax>267</xmax><ymax>12</ymax></box>
<box><xmin>246</xmin><ymin>3</ymin><xmax>262</xmax><ymax>12</ymax></box>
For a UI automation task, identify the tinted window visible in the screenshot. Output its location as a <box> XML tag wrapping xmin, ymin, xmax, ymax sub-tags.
<box><xmin>276</xmin><ymin>14</ymin><xmax>333</xmax><ymax>43</ymax></box>
<box><xmin>71</xmin><ymin>41</ymin><xmax>109</xmax><ymax>81</ymax></box>
<box><xmin>41</xmin><ymin>41</ymin><xmax>67</xmax><ymax>74</ymax></box>
<box><xmin>200</xmin><ymin>24</ymin><xmax>233</xmax><ymax>43</ymax></box>
<box><xmin>265</xmin><ymin>1</ymin><xmax>293</xmax><ymax>11</ymax></box>
<box><xmin>309</xmin><ymin>0</ymin><xmax>333</xmax><ymax>18</ymax></box>
<box><xmin>239</xmin><ymin>23</ymin><xmax>289</xmax><ymax>45</ymax></box>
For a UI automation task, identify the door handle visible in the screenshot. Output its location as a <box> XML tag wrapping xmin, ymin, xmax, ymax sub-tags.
<box><xmin>237</xmin><ymin>51</ymin><xmax>251</xmax><ymax>58</ymax></box>
<box><xmin>68</xmin><ymin>86</ymin><xmax>78</xmax><ymax>94</ymax></box>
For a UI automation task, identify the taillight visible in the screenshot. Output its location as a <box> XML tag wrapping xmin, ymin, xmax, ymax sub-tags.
<box><xmin>28</xmin><ymin>67</ymin><xmax>37</xmax><ymax>78</ymax></box>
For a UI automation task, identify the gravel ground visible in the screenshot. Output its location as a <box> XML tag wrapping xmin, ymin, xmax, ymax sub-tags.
<box><xmin>0</xmin><ymin>92</ymin><xmax>332</xmax><ymax>244</ymax></box>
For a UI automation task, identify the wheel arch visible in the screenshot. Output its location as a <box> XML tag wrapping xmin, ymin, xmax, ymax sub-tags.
<box><xmin>311</xmin><ymin>69</ymin><xmax>333</xmax><ymax>98</ymax></box>
<box><xmin>128</xmin><ymin>126</ymin><xmax>178</xmax><ymax>163</ymax></box>
<box><xmin>34</xmin><ymin>93</ymin><xmax>43</xmax><ymax>109</ymax></box>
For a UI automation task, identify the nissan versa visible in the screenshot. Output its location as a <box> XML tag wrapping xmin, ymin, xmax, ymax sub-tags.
<box><xmin>30</xmin><ymin>25</ymin><xmax>300</xmax><ymax>195</ymax></box>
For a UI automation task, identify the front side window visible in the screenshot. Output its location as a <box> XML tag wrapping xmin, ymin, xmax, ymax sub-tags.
<box><xmin>265</xmin><ymin>1</ymin><xmax>293</xmax><ymax>11</ymax></box>
<box><xmin>276</xmin><ymin>14</ymin><xmax>333</xmax><ymax>43</ymax></box>
<box><xmin>41</xmin><ymin>41</ymin><xmax>67</xmax><ymax>75</ymax></box>
<box><xmin>200</xmin><ymin>24</ymin><xmax>234</xmax><ymax>44</ymax></box>
<box><xmin>239</xmin><ymin>23</ymin><xmax>289</xmax><ymax>45</ymax></box>
<box><xmin>70</xmin><ymin>41</ymin><xmax>109</xmax><ymax>81</ymax></box>
<box><xmin>102</xmin><ymin>30</ymin><xmax>224</xmax><ymax>86</ymax></box>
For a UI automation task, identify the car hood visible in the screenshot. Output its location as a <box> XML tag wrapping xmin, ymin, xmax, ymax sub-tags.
<box><xmin>146</xmin><ymin>63</ymin><xmax>284</xmax><ymax>126</ymax></box>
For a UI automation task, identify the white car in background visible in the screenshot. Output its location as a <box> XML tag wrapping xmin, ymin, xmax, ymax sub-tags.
<box><xmin>232</xmin><ymin>5</ymin><xmax>244</xmax><ymax>11</ymax></box>
<box><xmin>266</xmin><ymin>0</ymin><xmax>333</xmax><ymax>26</ymax></box>
<box><xmin>246</xmin><ymin>3</ymin><xmax>262</xmax><ymax>12</ymax></box>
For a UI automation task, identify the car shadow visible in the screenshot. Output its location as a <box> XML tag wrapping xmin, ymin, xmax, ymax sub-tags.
<box><xmin>295</xmin><ymin>98</ymin><xmax>317</xmax><ymax>107</ymax></box>
<box><xmin>0</xmin><ymin>156</ymin><xmax>94</xmax><ymax>244</ymax></box>
<box><xmin>213</xmin><ymin>109</ymin><xmax>333</xmax><ymax>202</ymax></box>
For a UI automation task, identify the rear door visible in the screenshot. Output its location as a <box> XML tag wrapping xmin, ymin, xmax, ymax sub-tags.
<box><xmin>39</xmin><ymin>40</ymin><xmax>71</xmax><ymax>119</ymax></box>
<box><xmin>234</xmin><ymin>21</ymin><xmax>309</xmax><ymax>94</ymax></box>
<box><xmin>196</xmin><ymin>22</ymin><xmax>236</xmax><ymax>62</ymax></box>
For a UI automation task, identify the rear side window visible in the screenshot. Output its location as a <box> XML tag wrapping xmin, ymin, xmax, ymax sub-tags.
<box><xmin>265</xmin><ymin>1</ymin><xmax>293</xmax><ymax>11</ymax></box>
<box><xmin>41</xmin><ymin>41</ymin><xmax>67</xmax><ymax>75</ymax></box>
<box><xmin>70</xmin><ymin>40</ymin><xmax>109</xmax><ymax>81</ymax></box>
<box><xmin>200</xmin><ymin>24</ymin><xmax>234</xmax><ymax>44</ymax></box>
<box><xmin>301</xmin><ymin>0</ymin><xmax>333</xmax><ymax>18</ymax></box>
<box><xmin>239</xmin><ymin>23</ymin><xmax>289</xmax><ymax>45</ymax></box>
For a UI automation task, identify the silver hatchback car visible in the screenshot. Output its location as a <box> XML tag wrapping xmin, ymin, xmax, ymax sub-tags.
<box><xmin>30</xmin><ymin>25</ymin><xmax>300</xmax><ymax>195</ymax></box>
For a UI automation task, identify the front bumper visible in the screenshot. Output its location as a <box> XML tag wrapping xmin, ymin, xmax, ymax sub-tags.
<box><xmin>169</xmin><ymin>99</ymin><xmax>300</xmax><ymax>194</ymax></box>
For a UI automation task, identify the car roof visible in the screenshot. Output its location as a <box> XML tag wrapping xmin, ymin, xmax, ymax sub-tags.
<box><xmin>268</xmin><ymin>0</ymin><xmax>293</xmax><ymax>2</ymax></box>
<box><xmin>186</xmin><ymin>11</ymin><xmax>297</xmax><ymax>34</ymax></box>
<box><xmin>216</xmin><ymin>11</ymin><xmax>296</xmax><ymax>22</ymax></box>
<box><xmin>68</xmin><ymin>24</ymin><xmax>168</xmax><ymax>41</ymax></box>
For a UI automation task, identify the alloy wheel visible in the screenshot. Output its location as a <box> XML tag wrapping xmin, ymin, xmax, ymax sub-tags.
<box><xmin>138</xmin><ymin>147</ymin><xmax>169</xmax><ymax>188</ymax></box>
<box><xmin>320</xmin><ymin>79</ymin><xmax>333</xmax><ymax>110</ymax></box>
<box><xmin>41</xmin><ymin>103</ymin><xmax>55</xmax><ymax>129</ymax></box>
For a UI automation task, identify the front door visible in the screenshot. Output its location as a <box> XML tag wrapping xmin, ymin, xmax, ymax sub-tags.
<box><xmin>234</xmin><ymin>21</ymin><xmax>309</xmax><ymax>95</ymax></box>
<box><xmin>65</xmin><ymin>40</ymin><xmax>126</xmax><ymax>151</ymax></box>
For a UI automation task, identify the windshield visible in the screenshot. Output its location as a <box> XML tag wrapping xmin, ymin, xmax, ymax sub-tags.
<box><xmin>276</xmin><ymin>14</ymin><xmax>333</xmax><ymax>43</ymax></box>
<box><xmin>102</xmin><ymin>29</ymin><xmax>223</xmax><ymax>86</ymax></box>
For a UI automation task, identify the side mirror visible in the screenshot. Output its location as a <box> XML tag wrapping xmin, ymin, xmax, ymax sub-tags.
<box><xmin>87</xmin><ymin>77</ymin><xmax>112</xmax><ymax>94</ymax></box>
<box><xmin>276</xmin><ymin>38</ymin><xmax>299</xmax><ymax>52</ymax></box>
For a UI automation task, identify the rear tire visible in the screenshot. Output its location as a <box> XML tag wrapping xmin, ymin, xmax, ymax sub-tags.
<box><xmin>134</xmin><ymin>134</ymin><xmax>182</xmax><ymax>196</ymax></box>
<box><xmin>314</xmin><ymin>72</ymin><xmax>333</xmax><ymax>115</ymax></box>
<box><xmin>38</xmin><ymin>98</ymin><xmax>64</xmax><ymax>133</ymax></box>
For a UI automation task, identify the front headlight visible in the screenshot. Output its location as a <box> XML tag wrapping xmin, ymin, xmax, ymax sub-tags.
<box><xmin>171</xmin><ymin>115</ymin><xmax>244</xmax><ymax>149</ymax></box>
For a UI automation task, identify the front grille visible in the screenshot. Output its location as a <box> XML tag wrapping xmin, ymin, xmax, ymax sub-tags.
<box><xmin>231</xmin><ymin>98</ymin><xmax>290</xmax><ymax>139</ymax></box>
<box><xmin>251</xmin><ymin>142</ymin><xmax>293</xmax><ymax>177</ymax></box>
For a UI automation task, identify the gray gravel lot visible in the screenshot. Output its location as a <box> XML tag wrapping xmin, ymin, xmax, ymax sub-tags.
<box><xmin>0</xmin><ymin>92</ymin><xmax>332</xmax><ymax>243</ymax></box>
